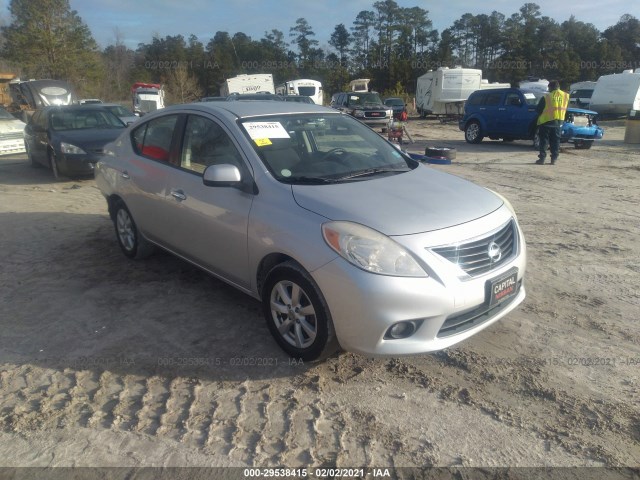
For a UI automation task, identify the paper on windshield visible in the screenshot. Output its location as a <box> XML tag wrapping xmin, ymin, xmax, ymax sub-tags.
<box><xmin>244</xmin><ymin>121</ymin><xmax>290</xmax><ymax>146</ymax></box>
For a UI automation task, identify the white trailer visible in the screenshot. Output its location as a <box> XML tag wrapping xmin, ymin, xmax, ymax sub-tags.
<box><xmin>220</xmin><ymin>74</ymin><xmax>275</xmax><ymax>97</ymax></box>
<box><xmin>349</xmin><ymin>79</ymin><xmax>370</xmax><ymax>92</ymax></box>
<box><xmin>416</xmin><ymin>67</ymin><xmax>482</xmax><ymax>117</ymax></box>
<box><xmin>569</xmin><ymin>81</ymin><xmax>597</xmax><ymax>109</ymax></box>
<box><xmin>275</xmin><ymin>79</ymin><xmax>323</xmax><ymax>104</ymax></box>
<box><xmin>518</xmin><ymin>78</ymin><xmax>549</xmax><ymax>92</ymax></box>
<box><xmin>589</xmin><ymin>69</ymin><xmax>640</xmax><ymax>116</ymax></box>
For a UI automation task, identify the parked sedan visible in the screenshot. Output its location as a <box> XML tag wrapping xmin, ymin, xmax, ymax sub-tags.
<box><xmin>101</xmin><ymin>103</ymin><xmax>138</xmax><ymax>125</ymax></box>
<box><xmin>24</xmin><ymin>105</ymin><xmax>126</xmax><ymax>178</ymax></box>
<box><xmin>95</xmin><ymin>102</ymin><xmax>526</xmax><ymax>361</ymax></box>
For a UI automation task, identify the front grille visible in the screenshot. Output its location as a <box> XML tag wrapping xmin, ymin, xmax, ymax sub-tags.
<box><xmin>365</xmin><ymin>111</ymin><xmax>386</xmax><ymax>118</ymax></box>
<box><xmin>0</xmin><ymin>132</ymin><xmax>25</xmax><ymax>141</ymax></box>
<box><xmin>432</xmin><ymin>220</ymin><xmax>516</xmax><ymax>276</ymax></box>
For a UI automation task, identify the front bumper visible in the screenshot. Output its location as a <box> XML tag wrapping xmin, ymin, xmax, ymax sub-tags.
<box><xmin>311</xmin><ymin>208</ymin><xmax>527</xmax><ymax>356</ymax></box>
<box><xmin>58</xmin><ymin>153</ymin><xmax>102</xmax><ymax>175</ymax></box>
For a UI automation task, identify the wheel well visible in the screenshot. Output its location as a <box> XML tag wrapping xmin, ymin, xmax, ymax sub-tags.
<box><xmin>106</xmin><ymin>194</ymin><xmax>125</xmax><ymax>221</ymax></box>
<box><xmin>256</xmin><ymin>253</ymin><xmax>299</xmax><ymax>300</ymax></box>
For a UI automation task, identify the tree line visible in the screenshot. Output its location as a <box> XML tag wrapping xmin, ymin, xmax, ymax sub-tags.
<box><xmin>1</xmin><ymin>0</ymin><xmax>639</xmax><ymax>104</ymax></box>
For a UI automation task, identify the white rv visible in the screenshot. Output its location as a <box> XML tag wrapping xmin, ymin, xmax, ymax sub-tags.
<box><xmin>416</xmin><ymin>67</ymin><xmax>482</xmax><ymax>117</ymax></box>
<box><xmin>589</xmin><ymin>69</ymin><xmax>640</xmax><ymax>116</ymax></box>
<box><xmin>569</xmin><ymin>81</ymin><xmax>597</xmax><ymax>109</ymax></box>
<box><xmin>275</xmin><ymin>79</ymin><xmax>323</xmax><ymax>104</ymax></box>
<box><xmin>220</xmin><ymin>74</ymin><xmax>275</xmax><ymax>97</ymax></box>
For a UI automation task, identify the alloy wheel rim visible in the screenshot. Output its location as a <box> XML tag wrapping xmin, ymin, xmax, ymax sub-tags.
<box><xmin>270</xmin><ymin>280</ymin><xmax>317</xmax><ymax>349</ymax></box>
<box><xmin>116</xmin><ymin>209</ymin><xmax>135</xmax><ymax>252</ymax></box>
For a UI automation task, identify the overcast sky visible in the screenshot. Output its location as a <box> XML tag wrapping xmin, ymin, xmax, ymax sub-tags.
<box><xmin>0</xmin><ymin>0</ymin><xmax>634</xmax><ymax>49</ymax></box>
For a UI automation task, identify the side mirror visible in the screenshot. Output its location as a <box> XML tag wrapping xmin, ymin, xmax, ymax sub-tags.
<box><xmin>203</xmin><ymin>164</ymin><xmax>257</xmax><ymax>194</ymax></box>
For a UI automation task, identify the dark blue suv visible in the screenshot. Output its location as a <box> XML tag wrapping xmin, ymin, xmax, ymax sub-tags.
<box><xmin>459</xmin><ymin>87</ymin><xmax>604</xmax><ymax>149</ymax></box>
<box><xmin>459</xmin><ymin>88</ymin><xmax>543</xmax><ymax>144</ymax></box>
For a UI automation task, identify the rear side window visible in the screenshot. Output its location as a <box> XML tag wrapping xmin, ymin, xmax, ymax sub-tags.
<box><xmin>132</xmin><ymin>115</ymin><xmax>179</xmax><ymax>162</ymax></box>
<box><xmin>484</xmin><ymin>93</ymin><xmax>503</xmax><ymax>106</ymax></box>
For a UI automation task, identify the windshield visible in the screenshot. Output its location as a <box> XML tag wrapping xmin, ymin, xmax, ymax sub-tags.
<box><xmin>0</xmin><ymin>107</ymin><xmax>16</xmax><ymax>120</ymax></box>
<box><xmin>240</xmin><ymin>113</ymin><xmax>416</xmax><ymax>184</ymax></box>
<box><xmin>523</xmin><ymin>91</ymin><xmax>544</xmax><ymax>106</ymax></box>
<box><xmin>50</xmin><ymin>109</ymin><xmax>126</xmax><ymax>130</ymax></box>
<box><xmin>349</xmin><ymin>93</ymin><xmax>383</xmax><ymax>106</ymax></box>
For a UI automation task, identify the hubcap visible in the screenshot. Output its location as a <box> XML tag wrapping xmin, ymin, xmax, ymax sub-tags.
<box><xmin>116</xmin><ymin>209</ymin><xmax>135</xmax><ymax>252</ymax></box>
<box><xmin>467</xmin><ymin>124</ymin><xmax>479</xmax><ymax>140</ymax></box>
<box><xmin>270</xmin><ymin>280</ymin><xmax>316</xmax><ymax>349</ymax></box>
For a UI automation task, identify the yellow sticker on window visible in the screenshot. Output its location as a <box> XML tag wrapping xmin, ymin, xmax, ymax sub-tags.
<box><xmin>254</xmin><ymin>138</ymin><xmax>272</xmax><ymax>146</ymax></box>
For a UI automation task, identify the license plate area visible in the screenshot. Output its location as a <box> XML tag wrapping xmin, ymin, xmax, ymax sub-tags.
<box><xmin>487</xmin><ymin>268</ymin><xmax>519</xmax><ymax>306</ymax></box>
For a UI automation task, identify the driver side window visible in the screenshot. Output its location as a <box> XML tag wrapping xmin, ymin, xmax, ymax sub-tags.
<box><xmin>180</xmin><ymin>115</ymin><xmax>243</xmax><ymax>175</ymax></box>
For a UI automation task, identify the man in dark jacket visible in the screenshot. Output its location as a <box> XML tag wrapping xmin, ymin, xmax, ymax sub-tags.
<box><xmin>535</xmin><ymin>80</ymin><xmax>569</xmax><ymax>165</ymax></box>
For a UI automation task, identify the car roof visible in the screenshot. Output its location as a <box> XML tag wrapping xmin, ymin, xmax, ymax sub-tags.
<box><xmin>158</xmin><ymin>101</ymin><xmax>338</xmax><ymax>120</ymax></box>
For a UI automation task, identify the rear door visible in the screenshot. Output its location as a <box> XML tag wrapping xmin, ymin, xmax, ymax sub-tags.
<box><xmin>480</xmin><ymin>91</ymin><xmax>504</xmax><ymax>133</ymax></box>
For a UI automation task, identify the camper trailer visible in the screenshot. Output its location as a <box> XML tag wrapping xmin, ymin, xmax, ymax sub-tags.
<box><xmin>220</xmin><ymin>74</ymin><xmax>275</xmax><ymax>97</ymax></box>
<box><xmin>416</xmin><ymin>67</ymin><xmax>482</xmax><ymax>117</ymax></box>
<box><xmin>569</xmin><ymin>81</ymin><xmax>597</xmax><ymax>109</ymax></box>
<box><xmin>349</xmin><ymin>79</ymin><xmax>370</xmax><ymax>92</ymax></box>
<box><xmin>589</xmin><ymin>70</ymin><xmax>640</xmax><ymax>116</ymax></box>
<box><xmin>480</xmin><ymin>79</ymin><xmax>511</xmax><ymax>90</ymax></box>
<box><xmin>275</xmin><ymin>79</ymin><xmax>323</xmax><ymax>104</ymax></box>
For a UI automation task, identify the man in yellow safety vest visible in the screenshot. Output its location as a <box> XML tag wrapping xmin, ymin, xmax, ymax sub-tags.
<box><xmin>535</xmin><ymin>80</ymin><xmax>569</xmax><ymax>165</ymax></box>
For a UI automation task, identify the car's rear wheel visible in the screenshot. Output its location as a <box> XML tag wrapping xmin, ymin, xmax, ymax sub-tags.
<box><xmin>113</xmin><ymin>199</ymin><xmax>154</xmax><ymax>259</ymax></box>
<box><xmin>464</xmin><ymin>121</ymin><xmax>483</xmax><ymax>144</ymax></box>
<box><xmin>263</xmin><ymin>261</ymin><xmax>338</xmax><ymax>361</ymax></box>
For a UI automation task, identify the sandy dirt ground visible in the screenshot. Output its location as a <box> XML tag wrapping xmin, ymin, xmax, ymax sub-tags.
<box><xmin>0</xmin><ymin>118</ymin><xmax>638</xmax><ymax>474</ymax></box>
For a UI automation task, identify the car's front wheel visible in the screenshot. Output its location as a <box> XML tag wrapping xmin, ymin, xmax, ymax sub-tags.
<box><xmin>113</xmin><ymin>199</ymin><xmax>155</xmax><ymax>259</ymax></box>
<box><xmin>263</xmin><ymin>261</ymin><xmax>338</xmax><ymax>361</ymax></box>
<box><xmin>464</xmin><ymin>121</ymin><xmax>483</xmax><ymax>144</ymax></box>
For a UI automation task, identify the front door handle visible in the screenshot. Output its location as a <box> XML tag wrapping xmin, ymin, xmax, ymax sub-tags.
<box><xmin>170</xmin><ymin>189</ymin><xmax>187</xmax><ymax>201</ymax></box>
<box><xmin>120</xmin><ymin>171</ymin><xmax>130</xmax><ymax>179</ymax></box>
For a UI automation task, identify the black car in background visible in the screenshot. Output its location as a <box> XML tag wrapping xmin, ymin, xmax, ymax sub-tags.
<box><xmin>24</xmin><ymin>105</ymin><xmax>126</xmax><ymax>179</ymax></box>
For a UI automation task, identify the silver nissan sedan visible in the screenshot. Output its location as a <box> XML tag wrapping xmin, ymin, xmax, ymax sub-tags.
<box><xmin>95</xmin><ymin>101</ymin><xmax>526</xmax><ymax>361</ymax></box>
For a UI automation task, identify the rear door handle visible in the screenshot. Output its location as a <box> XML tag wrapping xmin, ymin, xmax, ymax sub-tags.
<box><xmin>170</xmin><ymin>189</ymin><xmax>187</xmax><ymax>201</ymax></box>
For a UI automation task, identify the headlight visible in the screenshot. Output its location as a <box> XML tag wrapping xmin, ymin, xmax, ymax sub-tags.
<box><xmin>353</xmin><ymin>110</ymin><xmax>365</xmax><ymax>118</ymax></box>
<box><xmin>60</xmin><ymin>142</ymin><xmax>87</xmax><ymax>155</ymax></box>
<box><xmin>322</xmin><ymin>221</ymin><xmax>428</xmax><ymax>277</ymax></box>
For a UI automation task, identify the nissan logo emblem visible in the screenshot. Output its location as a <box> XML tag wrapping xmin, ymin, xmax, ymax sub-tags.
<box><xmin>488</xmin><ymin>242</ymin><xmax>502</xmax><ymax>262</ymax></box>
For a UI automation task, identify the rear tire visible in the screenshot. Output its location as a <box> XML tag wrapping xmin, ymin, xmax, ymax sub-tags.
<box><xmin>262</xmin><ymin>261</ymin><xmax>338</xmax><ymax>361</ymax></box>
<box><xmin>113</xmin><ymin>199</ymin><xmax>155</xmax><ymax>259</ymax></box>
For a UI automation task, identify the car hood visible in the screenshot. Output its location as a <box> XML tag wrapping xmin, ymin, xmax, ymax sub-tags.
<box><xmin>55</xmin><ymin>128</ymin><xmax>126</xmax><ymax>150</ymax></box>
<box><xmin>0</xmin><ymin>119</ymin><xmax>26</xmax><ymax>134</ymax></box>
<box><xmin>291</xmin><ymin>165</ymin><xmax>503</xmax><ymax>235</ymax></box>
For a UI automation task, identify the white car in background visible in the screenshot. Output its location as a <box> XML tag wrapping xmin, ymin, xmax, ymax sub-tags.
<box><xmin>0</xmin><ymin>106</ymin><xmax>26</xmax><ymax>155</ymax></box>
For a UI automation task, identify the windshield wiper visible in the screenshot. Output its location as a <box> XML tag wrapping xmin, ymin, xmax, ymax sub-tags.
<box><xmin>284</xmin><ymin>176</ymin><xmax>339</xmax><ymax>184</ymax></box>
<box><xmin>334</xmin><ymin>167</ymin><xmax>410</xmax><ymax>180</ymax></box>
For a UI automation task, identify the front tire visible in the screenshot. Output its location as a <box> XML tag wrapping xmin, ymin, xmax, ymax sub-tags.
<box><xmin>464</xmin><ymin>121</ymin><xmax>483</xmax><ymax>144</ymax></box>
<box><xmin>574</xmin><ymin>140</ymin><xmax>593</xmax><ymax>149</ymax></box>
<box><xmin>49</xmin><ymin>150</ymin><xmax>61</xmax><ymax>179</ymax></box>
<box><xmin>263</xmin><ymin>261</ymin><xmax>338</xmax><ymax>361</ymax></box>
<box><xmin>113</xmin><ymin>200</ymin><xmax>154</xmax><ymax>259</ymax></box>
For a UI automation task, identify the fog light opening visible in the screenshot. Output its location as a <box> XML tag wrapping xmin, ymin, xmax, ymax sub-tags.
<box><xmin>385</xmin><ymin>320</ymin><xmax>422</xmax><ymax>340</ymax></box>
